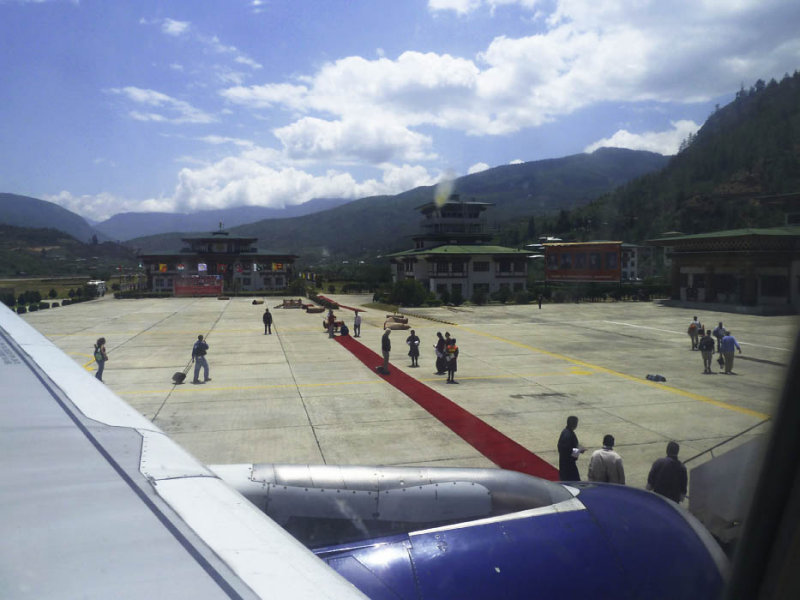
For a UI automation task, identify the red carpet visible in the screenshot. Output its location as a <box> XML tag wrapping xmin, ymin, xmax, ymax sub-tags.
<box><xmin>336</xmin><ymin>335</ymin><xmax>559</xmax><ymax>480</ymax></box>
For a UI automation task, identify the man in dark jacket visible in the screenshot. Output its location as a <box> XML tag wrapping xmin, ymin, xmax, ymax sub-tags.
<box><xmin>377</xmin><ymin>329</ymin><xmax>391</xmax><ymax>374</ymax></box>
<box><xmin>262</xmin><ymin>308</ymin><xmax>273</xmax><ymax>335</ymax></box>
<box><xmin>698</xmin><ymin>330</ymin><xmax>715</xmax><ymax>373</ymax></box>
<box><xmin>557</xmin><ymin>416</ymin><xmax>585</xmax><ymax>481</ymax></box>
<box><xmin>191</xmin><ymin>335</ymin><xmax>211</xmax><ymax>384</ymax></box>
<box><xmin>647</xmin><ymin>441</ymin><xmax>688</xmax><ymax>503</ymax></box>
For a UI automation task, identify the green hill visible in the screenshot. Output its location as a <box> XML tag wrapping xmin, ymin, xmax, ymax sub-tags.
<box><xmin>0</xmin><ymin>224</ymin><xmax>137</xmax><ymax>277</ymax></box>
<box><xmin>570</xmin><ymin>72</ymin><xmax>800</xmax><ymax>242</ymax></box>
<box><xmin>0</xmin><ymin>193</ymin><xmax>107</xmax><ymax>243</ymax></box>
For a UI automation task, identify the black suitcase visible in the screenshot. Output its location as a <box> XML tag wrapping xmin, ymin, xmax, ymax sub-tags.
<box><xmin>172</xmin><ymin>365</ymin><xmax>190</xmax><ymax>384</ymax></box>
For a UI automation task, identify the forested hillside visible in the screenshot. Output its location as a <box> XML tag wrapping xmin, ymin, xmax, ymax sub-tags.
<box><xmin>568</xmin><ymin>72</ymin><xmax>800</xmax><ymax>242</ymax></box>
<box><xmin>0</xmin><ymin>225</ymin><xmax>136</xmax><ymax>277</ymax></box>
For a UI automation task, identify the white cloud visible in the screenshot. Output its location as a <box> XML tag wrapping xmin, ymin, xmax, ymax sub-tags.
<box><xmin>45</xmin><ymin>191</ymin><xmax>176</xmax><ymax>221</ymax></box>
<box><xmin>509</xmin><ymin>159</ymin><xmax>524</xmax><ymax>164</ymax></box>
<box><xmin>109</xmin><ymin>87</ymin><xmax>215</xmax><ymax>124</ymax></box>
<box><xmin>584</xmin><ymin>120</ymin><xmax>701</xmax><ymax>155</ymax></box>
<box><xmin>428</xmin><ymin>0</ymin><xmax>539</xmax><ymax>15</ymax></box>
<box><xmin>223</xmin><ymin>1</ymin><xmax>799</xmax><ymax>141</ymax></box>
<box><xmin>197</xmin><ymin>135</ymin><xmax>254</xmax><ymax>148</ymax></box>
<box><xmin>428</xmin><ymin>0</ymin><xmax>483</xmax><ymax>15</ymax></box>
<box><xmin>171</xmin><ymin>150</ymin><xmax>438</xmax><ymax>212</ymax></box>
<box><xmin>467</xmin><ymin>162</ymin><xmax>490</xmax><ymax>174</ymax></box>
<box><xmin>161</xmin><ymin>18</ymin><xmax>190</xmax><ymax>36</ymax></box>
<box><xmin>273</xmin><ymin>117</ymin><xmax>436</xmax><ymax>163</ymax></box>
<box><xmin>47</xmin><ymin>147</ymin><xmax>438</xmax><ymax>220</ymax></box>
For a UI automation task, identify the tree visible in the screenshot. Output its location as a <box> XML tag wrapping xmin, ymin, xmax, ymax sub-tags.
<box><xmin>286</xmin><ymin>278</ymin><xmax>307</xmax><ymax>296</ymax></box>
<box><xmin>48</xmin><ymin>288</ymin><xmax>58</xmax><ymax>299</ymax></box>
<box><xmin>389</xmin><ymin>279</ymin><xmax>428</xmax><ymax>307</ymax></box>
<box><xmin>526</xmin><ymin>216</ymin><xmax>537</xmax><ymax>241</ymax></box>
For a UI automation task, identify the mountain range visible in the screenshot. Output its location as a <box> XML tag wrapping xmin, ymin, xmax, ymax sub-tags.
<box><xmin>129</xmin><ymin>147</ymin><xmax>668</xmax><ymax>260</ymax></box>
<box><xmin>4</xmin><ymin>72</ymin><xmax>798</xmax><ymax>268</ymax></box>
<box><xmin>94</xmin><ymin>197</ymin><xmax>352</xmax><ymax>241</ymax></box>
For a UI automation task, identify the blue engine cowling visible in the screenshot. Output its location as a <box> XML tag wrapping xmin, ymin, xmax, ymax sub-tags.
<box><xmin>314</xmin><ymin>482</ymin><xmax>728</xmax><ymax>599</ymax></box>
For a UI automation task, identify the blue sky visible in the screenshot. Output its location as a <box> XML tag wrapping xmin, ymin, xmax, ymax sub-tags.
<box><xmin>1</xmin><ymin>0</ymin><xmax>799</xmax><ymax>221</ymax></box>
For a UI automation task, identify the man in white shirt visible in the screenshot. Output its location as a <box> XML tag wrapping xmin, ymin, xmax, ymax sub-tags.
<box><xmin>587</xmin><ymin>434</ymin><xmax>626</xmax><ymax>484</ymax></box>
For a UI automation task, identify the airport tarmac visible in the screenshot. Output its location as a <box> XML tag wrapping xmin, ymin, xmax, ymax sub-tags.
<box><xmin>22</xmin><ymin>295</ymin><xmax>797</xmax><ymax>491</ymax></box>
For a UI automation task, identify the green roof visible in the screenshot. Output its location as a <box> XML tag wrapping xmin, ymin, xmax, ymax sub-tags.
<box><xmin>387</xmin><ymin>244</ymin><xmax>531</xmax><ymax>258</ymax></box>
<box><xmin>648</xmin><ymin>225</ymin><xmax>800</xmax><ymax>244</ymax></box>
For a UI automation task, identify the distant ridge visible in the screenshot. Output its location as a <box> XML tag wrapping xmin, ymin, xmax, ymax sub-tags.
<box><xmin>94</xmin><ymin>197</ymin><xmax>353</xmax><ymax>241</ymax></box>
<box><xmin>132</xmin><ymin>148</ymin><xmax>668</xmax><ymax>260</ymax></box>
<box><xmin>0</xmin><ymin>193</ymin><xmax>105</xmax><ymax>243</ymax></box>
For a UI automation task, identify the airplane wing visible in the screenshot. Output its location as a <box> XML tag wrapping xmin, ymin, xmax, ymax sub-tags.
<box><xmin>0</xmin><ymin>304</ymin><xmax>367</xmax><ymax>600</ymax></box>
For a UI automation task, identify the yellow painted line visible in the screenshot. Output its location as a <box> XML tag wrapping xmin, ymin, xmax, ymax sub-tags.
<box><xmin>457</xmin><ymin>325</ymin><xmax>771</xmax><ymax>420</ymax></box>
<box><xmin>76</xmin><ymin>353</ymin><xmax>97</xmax><ymax>372</ymax></box>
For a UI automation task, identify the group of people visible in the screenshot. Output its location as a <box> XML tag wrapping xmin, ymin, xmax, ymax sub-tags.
<box><xmin>558</xmin><ymin>416</ymin><xmax>688</xmax><ymax>503</ymax></box>
<box><xmin>434</xmin><ymin>331</ymin><xmax>459</xmax><ymax>383</ymax></box>
<box><xmin>376</xmin><ymin>328</ymin><xmax>459</xmax><ymax>382</ymax></box>
<box><xmin>690</xmin><ymin>317</ymin><xmax>743</xmax><ymax>374</ymax></box>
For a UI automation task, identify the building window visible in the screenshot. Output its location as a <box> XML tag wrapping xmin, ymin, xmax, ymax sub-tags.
<box><xmin>498</xmin><ymin>260</ymin><xmax>511</xmax><ymax>272</ymax></box>
<box><xmin>473</xmin><ymin>283</ymin><xmax>489</xmax><ymax>294</ymax></box>
<box><xmin>473</xmin><ymin>261</ymin><xmax>490</xmax><ymax>272</ymax></box>
<box><xmin>605</xmin><ymin>252</ymin><xmax>618</xmax><ymax>269</ymax></box>
<box><xmin>452</xmin><ymin>262</ymin><xmax>465</xmax><ymax>274</ymax></box>
<box><xmin>575</xmin><ymin>253</ymin><xmax>586</xmax><ymax>269</ymax></box>
<box><xmin>451</xmin><ymin>284</ymin><xmax>462</xmax><ymax>298</ymax></box>
<box><xmin>513</xmin><ymin>282</ymin><xmax>523</xmax><ymax>291</ymax></box>
<box><xmin>589</xmin><ymin>253</ymin><xmax>601</xmax><ymax>269</ymax></box>
<box><xmin>437</xmin><ymin>284</ymin><xmax>447</xmax><ymax>295</ymax></box>
<box><xmin>242</xmin><ymin>278</ymin><xmax>251</xmax><ymax>286</ymax></box>
<box><xmin>274</xmin><ymin>277</ymin><xmax>283</xmax><ymax>287</ymax></box>
<box><xmin>404</xmin><ymin>261</ymin><xmax>414</xmax><ymax>273</ymax></box>
<box><xmin>560</xmin><ymin>254</ymin><xmax>572</xmax><ymax>269</ymax></box>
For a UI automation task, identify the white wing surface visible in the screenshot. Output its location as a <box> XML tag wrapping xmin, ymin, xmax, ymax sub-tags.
<box><xmin>0</xmin><ymin>304</ymin><xmax>366</xmax><ymax>600</ymax></box>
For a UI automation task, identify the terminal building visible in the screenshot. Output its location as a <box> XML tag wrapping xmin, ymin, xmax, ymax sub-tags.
<box><xmin>387</xmin><ymin>196</ymin><xmax>530</xmax><ymax>300</ymax></box>
<box><xmin>139</xmin><ymin>230</ymin><xmax>297</xmax><ymax>296</ymax></box>
<box><xmin>647</xmin><ymin>225</ymin><xmax>800</xmax><ymax>312</ymax></box>
<box><xmin>543</xmin><ymin>241</ymin><xmax>623</xmax><ymax>283</ymax></box>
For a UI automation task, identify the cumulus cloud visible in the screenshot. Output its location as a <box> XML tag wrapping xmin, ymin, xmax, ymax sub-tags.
<box><xmin>584</xmin><ymin>119</ymin><xmax>701</xmax><ymax>155</ymax></box>
<box><xmin>47</xmin><ymin>147</ymin><xmax>438</xmax><ymax>220</ymax></box>
<box><xmin>170</xmin><ymin>150</ymin><xmax>438</xmax><ymax>212</ymax></box>
<box><xmin>109</xmin><ymin>86</ymin><xmax>215</xmax><ymax>124</ymax></box>
<box><xmin>45</xmin><ymin>191</ymin><xmax>176</xmax><ymax>221</ymax></box>
<box><xmin>273</xmin><ymin>117</ymin><xmax>436</xmax><ymax>163</ymax></box>
<box><xmin>224</xmin><ymin>1</ymin><xmax>800</xmax><ymax>140</ymax></box>
<box><xmin>467</xmin><ymin>162</ymin><xmax>491</xmax><ymax>174</ymax></box>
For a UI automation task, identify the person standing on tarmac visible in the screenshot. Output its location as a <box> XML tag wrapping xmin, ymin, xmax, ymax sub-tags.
<box><xmin>377</xmin><ymin>329</ymin><xmax>391</xmax><ymax>374</ymax></box>
<box><xmin>557</xmin><ymin>416</ymin><xmax>585</xmax><ymax>481</ymax></box>
<box><xmin>698</xmin><ymin>330</ymin><xmax>716</xmax><ymax>374</ymax></box>
<box><xmin>94</xmin><ymin>337</ymin><xmax>108</xmax><ymax>382</ymax></box>
<box><xmin>262</xmin><ymin>308</ymin><xmax>273</xmax><ymax>335</ymax></box>
<box><xmin>191</xmin><ymin>335</ymin><xmax>211</xmax><ymax>384</ymax></box>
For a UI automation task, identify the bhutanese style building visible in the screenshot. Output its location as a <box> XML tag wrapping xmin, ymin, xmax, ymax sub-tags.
<box><xmin>387</xmin><ymin>196</ymin><xmax>530</xmax><ymax>299</ymax></box>
<box><xmin>139</xmin><ymin>230</ymin><xmax>297</xmax><ymax>296</ymax></box>
<box><xmin>647</xmin><ymin>225</ymin><xmax>800</xmax><ymax>312</ymax></box>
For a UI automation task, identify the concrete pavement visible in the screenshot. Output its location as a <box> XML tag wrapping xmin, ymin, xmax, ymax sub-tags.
<box><xmin>22</xmin><ymin>294</ymin><xmax>797</xmax><ymax>491</ymax></box>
